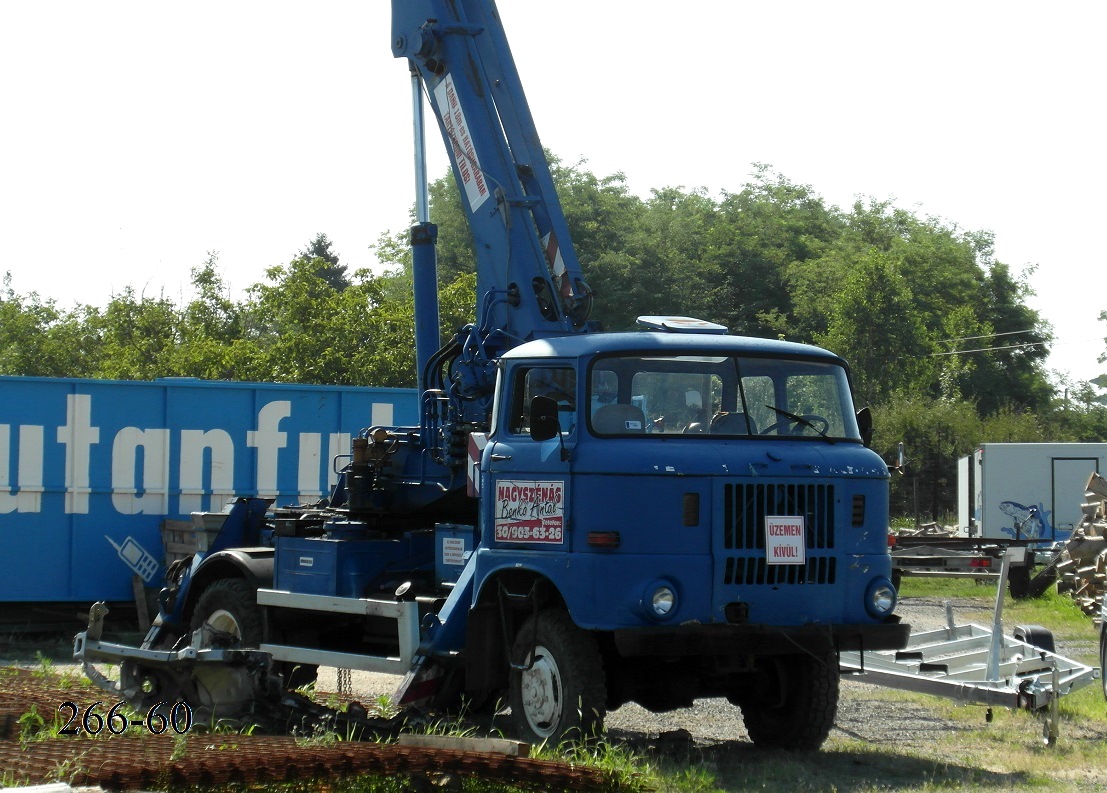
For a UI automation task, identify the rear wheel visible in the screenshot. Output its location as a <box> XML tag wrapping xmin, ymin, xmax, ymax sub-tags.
<box><xmin>734</xmin><ymin>651</ymin><xmax>839</xmax><ymax>750</ymax></box>
<box><xmin>190</xmin><ymin>578</ymin><xmax>317</xmax><ymax>690</ymax></box>
<box><xmin>508</xmin><ymin>610</ymin><xmax>606</xmax><ymax>744</ymax></box>
<box><xmin>190</xmin><ymin>579</ymin><xmax>263</xmax><ymax>645</ymax></box>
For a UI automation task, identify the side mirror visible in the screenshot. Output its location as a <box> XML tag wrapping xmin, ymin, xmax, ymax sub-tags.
<box><xmin>856</xmin><ymin>406</ymin><xmax>874</xmax><ymax>447</ymax></box>
<box><xmin>530</xmin><ymin>395</ymin><xmax>560</xmax><ymax>442</ymax></box>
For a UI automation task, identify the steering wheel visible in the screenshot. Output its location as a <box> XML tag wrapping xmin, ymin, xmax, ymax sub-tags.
<box><xmin>760</xmin><ymin>414</ymin><xmax>830</xmax><ymax>436</ymax></box>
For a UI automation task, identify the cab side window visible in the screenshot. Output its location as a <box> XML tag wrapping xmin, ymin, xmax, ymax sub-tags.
<box><xmin>509</xmin><ymin>367</ymin><xmax>576</xmax><ymax>435</ymax></box>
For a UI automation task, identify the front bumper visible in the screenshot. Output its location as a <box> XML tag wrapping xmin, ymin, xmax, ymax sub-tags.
<box><xmin>613</xmin><ymin>617</ymin><xmax>910</xmax><ymax>657</ymax></box>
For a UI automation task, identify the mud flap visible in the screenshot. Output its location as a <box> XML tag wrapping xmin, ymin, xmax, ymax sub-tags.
<box><xmin>395</xmin><ymin>655</ymin><xmax>446</xmax><ymax>707</ymax></box>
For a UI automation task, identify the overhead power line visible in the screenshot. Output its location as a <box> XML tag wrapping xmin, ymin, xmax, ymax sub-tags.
<box><xmin>929</xmin><ymin>341</ymin><xmax>1048</xmax><ymax>357</ymax></box>
<box><xmin>930</xmin><ymin>328</ymin><xmax>1038</xmax><ymax>345</ymax></box>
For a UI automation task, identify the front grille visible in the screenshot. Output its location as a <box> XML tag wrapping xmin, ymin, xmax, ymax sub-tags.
<box><xmin>721</xmin><ymin>482</ymin><xmax>837</xmax><ymax>585</ymax></box>
<box><xmin>723</xmin><ymin>554</ymin><xmax>836</xmax><ymax>585</ymax></box>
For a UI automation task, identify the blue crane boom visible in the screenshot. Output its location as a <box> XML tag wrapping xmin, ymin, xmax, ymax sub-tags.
<box><xmin>393</xmin><ymin>0</ymin><xmax>595</xmax><ymax>430</ymax></box>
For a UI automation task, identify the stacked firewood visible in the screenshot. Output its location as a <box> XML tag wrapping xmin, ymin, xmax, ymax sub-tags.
<box><xmin>1055</xmin><ymin>472</ymin><xmax>1107</xmax><ymax>626</ymax></box>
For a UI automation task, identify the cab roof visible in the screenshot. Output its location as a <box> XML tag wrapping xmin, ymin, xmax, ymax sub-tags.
<box><xmin>501</xmin><ymin>331</ymin><xmax>846</xmax><ymax>364</ymax></box>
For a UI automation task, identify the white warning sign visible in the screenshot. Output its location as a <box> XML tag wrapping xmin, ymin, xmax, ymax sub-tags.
<box><xmin>441</xmin><ymin>536</ymin><xmax>468</xmax><ymax>566</ymax></box>
<box><xmin>765</xmin><ymin>515</ymin><xmax>805</xmax><ymax>565</ymax></box>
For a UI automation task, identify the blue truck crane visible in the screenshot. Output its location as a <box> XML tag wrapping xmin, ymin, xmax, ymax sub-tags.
<box><xmin>75</xmin><ymin>0</ymin><xmax>909</xmax><ymax>749</ymax></box>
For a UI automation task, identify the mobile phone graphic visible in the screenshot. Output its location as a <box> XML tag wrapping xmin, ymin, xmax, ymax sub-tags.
<box><xmin>105</xmin><ymin>535</ymin><xmax>160</xmax><ymax>582</ymax></box>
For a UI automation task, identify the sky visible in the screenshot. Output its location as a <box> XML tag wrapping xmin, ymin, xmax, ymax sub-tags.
<box><xmin>1</xmin><ymin>1</ymin><xmax>1104</xmax><ymax>388</ymax></box>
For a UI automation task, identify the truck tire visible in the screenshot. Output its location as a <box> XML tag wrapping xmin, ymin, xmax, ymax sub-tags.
<box><xmin>508</xmin><ymin>610</ymin><xmax>606</xmax><ymax>744</ymax></box>
<box><xmin>190</xmin><ymin>578</ymin><xmax>317</xmax><ymax>690</ymax></box>
<box><xmin>190</xmin><ymin>578</ymin><xmax>263</xmax><ymax>646</ymax></box>
<box><xmin>736</xmin><ymin>651</ymin><xmax>839</xmax><ymax>751</ymax></box>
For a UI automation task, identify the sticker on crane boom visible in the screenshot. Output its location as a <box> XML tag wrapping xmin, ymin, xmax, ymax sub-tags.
<box><xmin>494</xmin><ymin>479</ymin><xmax>565</xmax><ymax>544</ymax></box>
<box><xmin>765</xmin><ymin>515</ymin><xmax>805</xmax><ymax>565</ymax></box>
<box><xmin>434</xmin><ymin>73</ymin><xmax>490</xmax><ymax>212</ymax></box>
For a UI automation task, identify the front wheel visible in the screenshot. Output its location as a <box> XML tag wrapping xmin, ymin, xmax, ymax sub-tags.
<box><xmin>734</xmin><ymin>651</ymin><xmax>839</xmax><ymax>750</ymax></box>
<box><xmin>508</xmin><ymin>610</ymin><xmax>606</xmax><ymax>744</ymax></box>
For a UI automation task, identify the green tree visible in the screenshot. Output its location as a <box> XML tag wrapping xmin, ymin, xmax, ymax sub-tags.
<box><xmin>962</xmin><ymin>263</ymin><xmax>1051</xmax><ymax>414</ymax></box>
<box><xmin>1044</xmin><ymin>377</ymin><xmax>1107</xmax><ymax>441</ymax></box>
<box><xmin>169</xmin><ymin>254</ymin><xmax>244</xmax><ymax>379</ymax></box>
<box><xmin>586</xmin><ymin>186</ymin><xmax>716</xmax><ymax>330</ymax></box>
<box><xmin>89</xmin><ymin>287</ymin><xmax>181</xmax><ymax>380</ymax></box>
<box><xmin>549</xmin><ymin>160</ymin><xmax>644</xmax><ymax>327</ymax></box>
<box><xmin>845</xmin><ymin>202</ymin><xmax>985</xmax><ymax>334</ymax></box>
<box><xmin>816</xmin><ymin>249</ymin><xmax>934</xmax><ymax>406</ymax></box>
<box><xmin>877</xmin><ymin>395</ymin><xmax>1048</xmax><ymax>524</ymax></box>
<box><xmin>348</xmin><ymin>270</ymin><xmax>478</xmax><ymax>388</ymax></box>
<box><xmin>710</xmin><ymin>167</ymin><xmax>844</xmax><ymax>339</ymax></box>
<box><xmin>298</xmin><ymin>232</ymin><xmax>350</xmax><ymax>291</ymax></box>
<box><xmin>0</xmin><ymin>151</ymin><xmax>1063</xmax><ymax>449</ymax></box>
<box><xmin>0</xmin><ymin>274</ymin><xmax>99</xmax><ymax>377</ymax></box>
<box><xmin>236</xmin><ymin>257</ymin><xmax>356</xmax><ymax>383</ymax></box>
<box><xmin>875</xmin><ymin>396</ymin><xmax>982</xmax><ymax>524</ymax></box>
<box><xmin>931</xmin><ymin>305</ymin><xmax>992</xmax><ymax>402</ymax></box>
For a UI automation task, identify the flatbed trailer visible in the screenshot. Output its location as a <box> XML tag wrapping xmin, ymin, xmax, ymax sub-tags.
<box><xmin>843</xmin><ymin>548</ymin><xmax>1098</xmax><ymax>744</ymax></box>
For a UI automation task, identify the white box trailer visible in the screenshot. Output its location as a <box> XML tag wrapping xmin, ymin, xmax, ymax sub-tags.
<box><xmin>958</xmin><ymin>443</ymin><xmax>1107</xmax><ymax>541</ymax></box>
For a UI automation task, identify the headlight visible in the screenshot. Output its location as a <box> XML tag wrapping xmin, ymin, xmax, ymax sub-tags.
<box><xmin>643</xmin><ymin>581</ymin><xmax>678</xmax><ymax>620</ymax></box>
<box><xmin>865</xmin><ymin>578</ymin><xmax>897</xmax><ymax>618</ymax></box>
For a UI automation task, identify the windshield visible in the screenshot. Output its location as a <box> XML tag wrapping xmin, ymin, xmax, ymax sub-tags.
<box><xmin>588</xmin><ymin>354</ymin><xmax>860</xmax><ymax>440</ymax></box>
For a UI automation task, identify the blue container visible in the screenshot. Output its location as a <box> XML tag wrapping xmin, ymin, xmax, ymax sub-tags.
<box><xmin>0</xmin><ymin>375</ymin><xmax>418</xmax><ymax>602</ymax></box>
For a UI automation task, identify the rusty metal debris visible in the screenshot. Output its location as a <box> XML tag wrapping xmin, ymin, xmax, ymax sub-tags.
<box><xmin>0</xmin><ymin>736</ymin><xmax>621</xmax><ymax>791</ymax></box>
<box><xmin>0</xmin><ymin>669</ymin><xmax>630</xmax><ymax>791</ymax></box>
<box><xmin>1</xmin><ymin>668</ymin><xmax>95</xmax><ymax>741</ymax></box>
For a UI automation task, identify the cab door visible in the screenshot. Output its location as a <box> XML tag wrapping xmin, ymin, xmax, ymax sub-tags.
<box><xmin>485</xmin><ymin>365</ymin><xmax>575</xmax><ymax>549</ymax></box>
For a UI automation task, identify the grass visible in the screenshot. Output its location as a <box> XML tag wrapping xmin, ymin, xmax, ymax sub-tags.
<box><xmin>898</xmin><ymin>576</ymin><xmax>1098</xmax><ymax>646</ymax></box>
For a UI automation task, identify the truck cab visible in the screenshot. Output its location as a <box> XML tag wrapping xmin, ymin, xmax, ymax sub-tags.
<box><xmin>456</xmin><ymin>327</ymin><xmax>906</xmax><ymax>745</ymax></box>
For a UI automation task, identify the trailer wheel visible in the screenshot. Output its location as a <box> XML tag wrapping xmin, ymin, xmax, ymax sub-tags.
<box><xmin>508</xmin><ymin>610</ymin><xmax>606</xmax><ymax>744</ymax></box>
<box><xmin>735</xmin><ymin>651</ymin><xmax>839</xmax><ymax>750</ymax></box>
<box><xmin>190</xmin><ymin>578</ymin><xmax>318</xmax><ymax>690</ymax></box>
